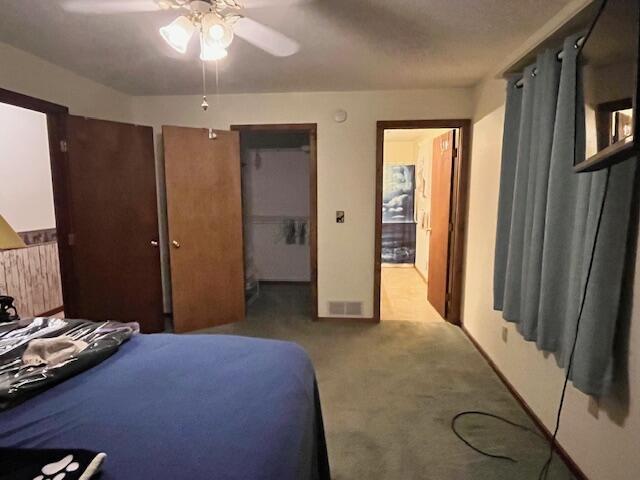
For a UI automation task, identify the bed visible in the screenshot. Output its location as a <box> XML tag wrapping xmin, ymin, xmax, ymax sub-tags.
<box><xmin>0</xmin><ymin>332</ymin><xmax>330</xmax><ymax>480</ymax></box>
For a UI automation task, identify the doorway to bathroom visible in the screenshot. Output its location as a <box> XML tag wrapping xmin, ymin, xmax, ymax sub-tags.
<box><xmin>374</xmin><ymin>120</ymin><xmax>470</xmax><ymax>325</ymax></box>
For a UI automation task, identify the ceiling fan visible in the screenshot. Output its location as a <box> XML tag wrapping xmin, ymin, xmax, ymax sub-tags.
<box><xmin>62</xmin><ymin>0</ymin><xmax>308</xmax><ymax>110</ymax></box>
<box><xmin>62</xmin><ymin>0</ymin><xmax>308</xmax><ymax>59</ymax></box>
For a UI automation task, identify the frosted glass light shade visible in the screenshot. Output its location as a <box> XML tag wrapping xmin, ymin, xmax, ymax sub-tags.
<box><xmin>160</xmin><ymin>16</ymin><xmax>195</xmax><ymax>53</ymax></box>
<box><xmin>200</xmin><ymin>35</ymin><xmax>228</xmax><ymax>61</ymax></box>
<box><xmin>202</xmin><ymin>13</ymin><xmax>233</xmax><ymax>48</ymax></box>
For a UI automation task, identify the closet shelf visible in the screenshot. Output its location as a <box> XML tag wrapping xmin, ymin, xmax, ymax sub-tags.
<box><xmin>245</xmin><ymin>215</ymin><xmax>309</xmax><ymax>225</ymax></box>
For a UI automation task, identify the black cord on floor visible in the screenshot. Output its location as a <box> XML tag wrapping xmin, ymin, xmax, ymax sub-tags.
<box><xmin>451</xmin><ymin>411</ymin><xmax>545</xmax><ymax>462</ymax></box>
<box><xmin>452</xmin><ymin>167</ymin><xmax>612</xmax><ymax>479</ymax></box>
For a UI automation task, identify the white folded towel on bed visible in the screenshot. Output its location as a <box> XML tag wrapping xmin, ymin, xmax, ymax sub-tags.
<box><xmin>22</xmin><ymin>336</ymin><xmax>88</xmax><ymax>367</ymax></box>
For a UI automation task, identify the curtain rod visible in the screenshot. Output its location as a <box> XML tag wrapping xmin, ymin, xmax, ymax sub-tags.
<box><xmin>514</xmin><ymin>36</ymin><xmax>585</xmax><ymax>88</ymax></box>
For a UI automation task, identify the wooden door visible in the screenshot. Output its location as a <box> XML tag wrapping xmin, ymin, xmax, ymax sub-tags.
<box><xmin>163</xmin><ymin>126</ymin><xmax>245</xmax><ymax>333</ymax></box>
<box><xmin>427</xmin><ymin>130</ymin><xmax>456</xmax><ymax>318</ymax></box>
<box><xmin>65</xmin><ymin>116</ymin><xmax>163</xmax><ymax>332</ymax></box>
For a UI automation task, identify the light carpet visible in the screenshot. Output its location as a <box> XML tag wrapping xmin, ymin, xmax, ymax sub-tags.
<box><xmin>200</xmin><ymin>284</ymin><xmax>574</xmax><ymax>480</ymax></box>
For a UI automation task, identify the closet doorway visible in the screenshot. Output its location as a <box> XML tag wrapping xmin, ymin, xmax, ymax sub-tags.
<box><xmin>374</xmin><ymin>120</ymin><xmax>470</xmax><ymax>325</ymax></box>
<box><xmin>231</xmin><ymin>124</ymin><xmax>318</xmax><ymax>321</ymax></box>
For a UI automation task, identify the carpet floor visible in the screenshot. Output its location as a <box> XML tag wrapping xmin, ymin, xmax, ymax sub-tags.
<box><xmin>200</xmin><ymin>284</ymin><xmax>574</xmax><ymax>480</ymax></box>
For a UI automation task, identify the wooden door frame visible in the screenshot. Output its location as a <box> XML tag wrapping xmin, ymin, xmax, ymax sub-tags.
<box><xmin>0</xmin><ymin>88</ymin><xmax>75</xmax><ymax>315</ymax></box>
<box><xmin>230</xmin><ymin>123</ymin><xmax>319</xmax><ymax>321</ymax></box>
<box><xmin>374</xmin><ymin>119</ymin><xmax>471</xmax><ymax>325</ymax></box>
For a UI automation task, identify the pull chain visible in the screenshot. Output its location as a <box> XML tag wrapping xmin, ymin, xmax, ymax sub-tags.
<box><xmin>201</xmin><ymin>29</ymin><xmax>208</xmax><ymax>111</ymax></box>
<box><xmin>215</xmin><ymin>58</ymin><xmax>220</xmax><ymax>107</ymax></box>
<box><xmin>201</xmin><ymin>59</ymin><xmax>208</xmax><ymax>111</ymax></box>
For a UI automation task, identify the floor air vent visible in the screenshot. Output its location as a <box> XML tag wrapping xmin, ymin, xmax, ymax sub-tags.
<box><xmin>328</xmin><ymin>301</ymin><xmax>363</xmax><ymax>316</ymax></box>
<box><xmin>345</xmin><ymin>302</ymin><xmax>363</xmax><ymax>316</ymax></box>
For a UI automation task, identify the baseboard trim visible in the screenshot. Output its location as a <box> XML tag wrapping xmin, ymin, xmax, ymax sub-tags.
<box><xmin>415</xmin><ymin>267</ymin><xmax>429</xmax><ymax>285</ymax></box>
<box><xmin>460</xmin><ymin>326</ymin><xmax>588</xmax><ymax>480</ymax></box>
<box><xmin>259</xmin><ymin>280</ymin><xmax>311</xmax><ymax>285</ymax></box>
<box><xmin>36</xmin><ymin>305</ymin><xmax>64</xmax><ymax>317</ymax></box>
<box><xmin>316</xmin><ymin>316</ymin><xmax>378</xmax><ymax>324</ymax></box>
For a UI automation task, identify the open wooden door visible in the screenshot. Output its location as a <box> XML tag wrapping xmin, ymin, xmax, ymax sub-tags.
<box><xmin>427</xmin><ymin>130</ymin><xmax>456</xmax><ymax>319</ymax></box>
<box><xmin>163</xmin><ymin>126</ymin><xmax>245</xmax><ymax>333</ymax></box>
<box><xmin>64</xmin><ymin>116</ymin><xmax>163</xmax><ymax>332</ymax></box>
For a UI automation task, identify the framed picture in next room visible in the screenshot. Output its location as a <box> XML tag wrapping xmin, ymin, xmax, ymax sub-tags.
<box><xmin>382</xmin><ymin>165</ymin><xmax>415</xmax><ymax>223</ymax></box>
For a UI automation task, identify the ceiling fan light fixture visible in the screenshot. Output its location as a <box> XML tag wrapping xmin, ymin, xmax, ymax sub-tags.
<box><xmin>159</xmin><ymin>15</ymin><xmax>195</xmax><ymax>53</ymax></box>
<box><xmin>210</xmin><ymin>24</ymin><xmax>225</xmax><ymax>40</ymax></box>
<box><xmin>202</xmin><ymin>13</ymin><xmax>234</xmax><ymax>48</ymax></box>
<box><xmin>200</xmin><ymin>35</ymin><xmax>228</xmax><ymax>61</ymax></box>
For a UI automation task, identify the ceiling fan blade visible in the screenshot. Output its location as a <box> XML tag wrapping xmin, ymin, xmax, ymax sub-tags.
<box><xmin>241</xmin><ymin>0</ymin><xmax>314</xmax><ymax>8</ymax></box>
<box><xmin>234</xmin><ymin>17</ymin><xmax>299</xmax><ymax>57</ymax></box>
<box><xmin>61</xmin><ymin>0</ymin><xmax>161</xmax><ymax>14</ymax></box>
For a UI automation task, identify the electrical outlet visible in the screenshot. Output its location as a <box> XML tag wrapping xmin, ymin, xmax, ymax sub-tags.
<box><xmin>501</xmin><ymin>326</ymin><xmax>508</xmax><ymax>343</ymax></box>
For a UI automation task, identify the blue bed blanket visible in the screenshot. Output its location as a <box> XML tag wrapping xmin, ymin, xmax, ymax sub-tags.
<box><xmin>0</xmin><ymin>334</ymin><xmax>330</xmax><ymax>480</ymax></box>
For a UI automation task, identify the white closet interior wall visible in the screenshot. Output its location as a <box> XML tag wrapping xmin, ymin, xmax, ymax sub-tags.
<box><xmin>242</xmin><ymin>147</ymin><xmax>310</xmax><ymax>282</ymax></box>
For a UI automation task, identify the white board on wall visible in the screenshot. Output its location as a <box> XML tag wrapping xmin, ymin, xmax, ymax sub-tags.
<box><xmin>0</xmin><ymin>102</ymin><xmax>55</xmax><ymax>233</ymax></box>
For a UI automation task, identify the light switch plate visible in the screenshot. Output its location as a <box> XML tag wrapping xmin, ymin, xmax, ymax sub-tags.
<box><xmin>336</xmin><ymin>211</ymin><xmax>345</xmax><ymax>223</ymax></box>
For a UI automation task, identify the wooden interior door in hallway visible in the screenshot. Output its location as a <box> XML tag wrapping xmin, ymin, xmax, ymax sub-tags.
<box><xmin>427</xmin><ymin>130</ymin><xmax>455</xmax><ymax>318</ymax></box>
<box><xmin>163</xmin><ymin>126</ymin><xmax>245</xmax><ymax>332</ymax></box>
<box><xmin>65</xmin><ymin>116</ymin><xmax>164</xmax><ymax>332</ymax></box>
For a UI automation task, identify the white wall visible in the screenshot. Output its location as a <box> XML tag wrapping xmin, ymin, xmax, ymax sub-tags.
<box><xmin>0</xmin><ymin>103</ymin><xmax>55</xmax><ymax>232</ymax></box>
<box><xmin>0</xmin><ymin>43</ymin><xmax>473</xmax><ymax>317</ymax></box>
<box><xmin>463</xmin><ymin>76</ymin><xmax>640</xmax><ymax>480</ymax></box>
<box><xmin>243</xmin><ymin>148</ymin><xmax>310</xmax><ymax>282</ymax></box>
<box><xmin>131</xmin><ymin>89</ymin><xmax>473</xmax><ymax>318</ymax></box>
<box><xmin>0</xmin><ymin>42</ymin><xmax>131</xmax><ymax>122</ymax></box>
<box><xmin>383</xmin><ymin>141</ymin><xmax>416</xmax><ymax>166</ymax></box>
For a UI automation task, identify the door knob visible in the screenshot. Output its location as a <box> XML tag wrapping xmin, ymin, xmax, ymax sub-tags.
<box><xmin>150</xmin><ymin>240</ymin><xmax>159</xmax><ymax>247</ymax></box>
<box><xmin>172</xmin><ymin>240</ymin><xmax>181</xmax><ymax>249</ymax></box>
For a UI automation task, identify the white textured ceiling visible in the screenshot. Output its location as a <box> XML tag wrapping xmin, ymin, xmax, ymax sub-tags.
<box><xmin>0</xmin><ymin>0</ymin><xmax>572</xmax><ymax>95</ymax></box>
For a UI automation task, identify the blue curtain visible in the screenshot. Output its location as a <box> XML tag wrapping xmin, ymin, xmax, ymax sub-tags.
<box><xmin>493</xmin><ymin>34</ymin><xmax>637</xmax><ymax>396</ymax></box>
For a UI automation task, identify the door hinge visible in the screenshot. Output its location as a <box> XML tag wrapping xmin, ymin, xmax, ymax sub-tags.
<box><xmin>67</xmin><ymin>233</ymin><xmax>76</xmax><ymax>246</ymax></box>
<box><xmin>60</xmin><ymin>140</ymin><xmax>68</xmax><ymax>153</ymax></box>
<box><xmin>452</xmin><ymin>147</ymin><xmax>458</xmax><ymax>159</ymax></box>
<box><xmin>449</xmin><ymin>222</ymin><xmax>454</xmax><ymax>232</ymax></box>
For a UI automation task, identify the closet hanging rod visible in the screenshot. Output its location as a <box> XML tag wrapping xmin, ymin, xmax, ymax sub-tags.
<box><xmin>246</xmin><ymin>215</ymin><xmax>309</xmax><ymax>224</ymax></box>
<box><xmin>514</xmin><ymin>36</ymin><xmax>585</xmax><ymax>89</ymax></box>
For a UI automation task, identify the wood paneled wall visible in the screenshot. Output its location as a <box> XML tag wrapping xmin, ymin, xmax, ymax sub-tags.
<box><xmin>0</xmin><ymin>242</ymin><xmax>63</xmax><ymax>317</ymax></box>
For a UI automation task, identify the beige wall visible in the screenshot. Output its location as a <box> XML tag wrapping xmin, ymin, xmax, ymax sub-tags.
<box><xmin>0</xmin><ymin>103</ymin><xmax>55</xmax><ymax>233</ymax></box>
<box><xmin>0</xmin><ymin>42</ymin><xmax>131</xmax><ymax>122</ymax></box>
<box><xmin>0</xmin><ymin>42</ymin><xmax>474</xmax><ymax>318</ymax></box>
<box><xmin>131</xmin><ymin>89</ymin><xmax>473</xmax><ymax>318</ymax></box>
<box><xmin>464</xmin><ymin>76</ymin><xmax>640</xmax><ymax>480</ymax></box>
<box><xmin>383</xmin><ymin>141</ymin><xmax>417</xmax><ymax>166</ymax></box>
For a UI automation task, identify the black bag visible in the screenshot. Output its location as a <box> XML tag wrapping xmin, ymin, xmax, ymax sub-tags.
<box><xmin>0</xmin><ymin>296</ymin><xmax>18</xmax><ymax>323</ymax></box>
